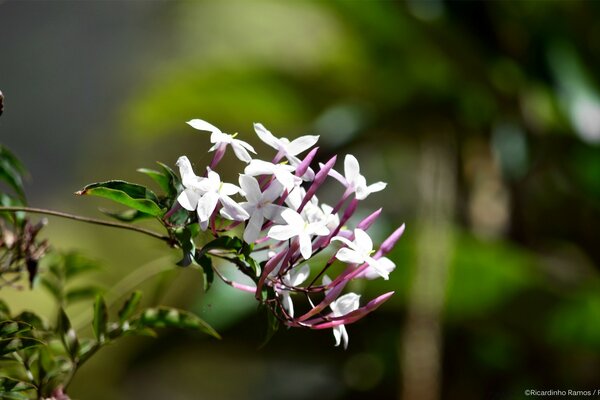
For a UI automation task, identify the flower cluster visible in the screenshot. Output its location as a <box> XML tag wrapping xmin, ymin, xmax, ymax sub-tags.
<box><xmin>175</xmin><ymin>119</ymin><xmax>405</xmax><ymax>349</ymax></box>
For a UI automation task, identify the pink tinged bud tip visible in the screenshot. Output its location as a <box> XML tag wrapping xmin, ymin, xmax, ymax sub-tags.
<box><xmin>376</xmin><ymin>223</ymin><xmax>405</xmax><ymax>257</ymax></box>
<box><xmin>298</xmin><ymin>155</ymin><xmax>336</xmax><ymax>212</ymax></box>
<box><xmin>357</xmin><ymin>208</ymin><xmax>382</xmax><ymax>231</ymax></box>
<box><xmin>295</xmin><ymin>147</ymin><xmax>318</xmax><ymax>178</ymax></box>
<box><xmin>307</xmin><ymin>291</ymin><xmax>395</xmax><ymax>329</ymax></box>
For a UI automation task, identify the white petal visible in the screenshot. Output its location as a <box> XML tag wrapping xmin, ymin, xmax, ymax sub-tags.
<box><xmin>333</xmin><ymin>325</ymin><xmax>343</xmax><ymax>347</ymax></box>
<box><xmin>335</xmin><ymin>248</ymin><xmax>365</xmax><ymax>264</ymax></box>
<box><xmin>344</xmin><ymin>154</ymin><xmax>361</xmax><ymax>184</ymax></box>
<box><xmin>232</xmin><ymin>142</ymin><xmax>253</xmax><ymax>163</ymax></box>
<box><xmin>253</xmin><ymin>123</ymin><xmax>280</xmax><ymax>150</ymax></box>
<box><xmin>274</xmin><ymin>169</ymin><xmax>297</xmax><ymax>191</ymax></box>
<box><xmin>331</xmin><ymin>235</ymin><xmax>355</xmax><ymax>249</ymax></box>
<box><xmin>197</xmin><ymin>191</ymin><xmax>219</xmax><ymax>222</ymax></box>
<box><xmin>234</xmin><ymin>138</ymin><xmax>256</xmax><ymax>153</ymax></box>
<box><xmin>211</xmin><ymin>131</ymin><xmax>231</xmax><ymax>144</ymax></box>
<box><xmin>281</xmin><ymin>292</ymin><xmax>294</xmax><ymax>318</ymax></box>
<box><xmin>281</xmin><ymin>209</ymin><xmax>305</xmax><ymax>228</ymax></box>
<box><xmin>239</xmin><ymin>174</ymin><xmax>262</xmax><ymax>203</ymax></box>
<box><xmin>186</xmin><ymin>119</ymin><xmax>221</xmax><ymax>133</ymax></box>
<box><xmin>177</xmin><ymin>188</ymin><xmax>200</xmax><ymax>211</ymax></box>
<box><xmin>363</xmin><ymin>257</ymin><xmax>396</xmax><ymax>280</ymax></box>
<box><xmin>262</xmin><ymin>181</ymin><xmax>284</xmax><ymax>202</ymax></box>
<box><xmin>268</xmin><ymin>224</ymin><xmax>299</xmax><ymax>241</ymax></box>
<box><xmin>322</xmin><ymin>274</ymin><xmax>332</xmax><ymax>287</ymax></box>
<box><xmin>290</xmin><ymin>264</ymin><xmax>310</xmax><ymax>286</ymax></box>
<box><xmin>286</xmin><ymin>135</ymin><xmax>319</xmax><ymax>155</ymax></box>
<box><xmin>309</xmin><ymin>222</ymin><xmax>330</xmax><ymax>237</ymax></box>
<box><xmin>341</xmin><ymin>325</ymin><xmax>349</xmax><ymax>350</ymax></box>
<box><xmin>245</xmin><ymin>160</ymin><xmax>275</xmax><ymax>176</ymax></box>
<box><xmin>354</xmin><ymin>229</ymin><xmax>373</xmax><ymax>254</ymax></box>
<box><xmin>262</xmin><ymin>204</ymin><xmax>287</xmax><ymax>223</ymax></box>
<box><xmin>220</xmin><ymin>182</ymin><xmax>241</xmax><ymax>196</ymax></box>
<box><xmin>219</xmin><ymin>195</ymin><xmax>250</xmax><ymax>221</ymax></box>
<box><xmin>334</xmin><ymin>292</ymin><xmax>361</xmax><ymax>314</ymax></box>
<box><xmin>365</xmin><ymin>257</ymin><xmax>391</xmax><ymax>280</ymax></box>
<box><xmin>299</xmin><ymin>233</ymin><xmax>313</xmax><ymax>259</ymax></box>
<box><xmin>176</xmin><ymin>156</ymin><xmax>200</xmax><ymax>188</ymax></box>
<box><xmin>243</xmin><ymin>210</ymin><xmax>264</xmax><ymax>243</ymax></box>
<box><xmin>367</xmin><ymin>181</ymin><xmax>387</xmax><ymax>194</ymax></box>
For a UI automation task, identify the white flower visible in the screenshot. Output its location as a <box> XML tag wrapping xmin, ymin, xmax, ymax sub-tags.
<box><xmin>279</xmin><ymin>264</ymin><xmax>310</xmax><ymax>318</ymax></box>
<box><xmin>304</xmin><ymin>202</ymin><xmax>339</xmax><ymax>232</ymax></box>
<box><xmin>244</xmin><ymin>159</ymin><xmax>300</xmax><ymax>191</ymax></box>
<box><xmin>328</xmin><ymin>154</ymin><xmax>387</xmax><ymax>200</ymax></box>
<box><xmin>238</xmin><ymin>175</ymin><xmax>287</xmax><ymax>243</ymax></box>
<box><xmin>254</xmin><ymin>123</ymin><xmax>319</xmax><ymax>165</ymax></box>
<box><xmin>176</xmin><ymin>158</ymin><xmax>249</xmax><ymax>231</ymax></box>
<box><xmin>187</xmin><ymin>119</ymin><xmax>256</xmax><ymax>163</ymax></box>
<box><xmin>268</xmin><ymin>209</ymin><xmax>329</xmax><ymax>260</ymax></box>
<box><xmin>331</xmin><ymin>228</ymin><xmax>394</xmax><ymax>280</ymax></box>
<box><xmin>176</xmin><ymin>156</ymin><xmax>207</xmax><ymax>211</ymax></box>
<box><xmin>330</xmin><ymin>292</ymin><xmax>360</xmax><ymax>349</ymax></box>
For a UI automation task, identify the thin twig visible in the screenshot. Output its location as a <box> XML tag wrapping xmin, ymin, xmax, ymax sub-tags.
<box><xmin>0</xmin><ymin>206</ymin><xmax>170</xmax><ymax>243</ymax></box>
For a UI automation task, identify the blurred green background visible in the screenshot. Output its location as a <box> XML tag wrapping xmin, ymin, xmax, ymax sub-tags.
<box><xmin>2</xmin><ymin>1</ymin><xmax>600</xmax><ymax>399</ymax></box>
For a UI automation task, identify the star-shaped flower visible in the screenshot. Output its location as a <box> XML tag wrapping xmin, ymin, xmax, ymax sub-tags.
<box><xmin>187</xmin><ymin>119</ymin><xmax>256</xmax><ymax>163</ymax></box>
<box><xmin>329</xmin><ymin>292</ymin><xmax>360</xmax><ymax>349</ymax></box>
<box><xmin>328</xmin><ymin>154</ymin><xmax>387</xmax><ymax>200</ymax></box>
<box><xmin>238</xmin><ymin>175</ymin><xmax>286</xmax><ymax>243</ymax></box>
<box><xmin>268</xmin><ymin>209</ymin><xmax>329</xmax><ymax>260</ymax></box>
<box><xmin>279</xmin><ymin>264</ymin><xmax>310</xmax><ymax>318</ymax></box>
<box><xmin>254</xmin><ymin>123</ymin><xmax>319</xmax><ymax>165</ymax></box>
<box><xmin>244</xmin><ymin>159</ymin><xmax>300</xmax><ymax>191</ymax></box>
<box><xmin>331</xmin><ymin>228</ymin><xmax>395</xmax><ymax>280</ymax></box>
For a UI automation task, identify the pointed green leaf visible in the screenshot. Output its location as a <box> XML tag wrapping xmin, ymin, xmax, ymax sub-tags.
<box><xmin>0</xmin><ymin>145</ymin><xmax>27</xmax><ymax>201</ymax></box>
<box><xmin>57</xmin><ymin>308</ymin><xmax>79</xmax><ymax>360</ymax></box>
<box><xmin>138</xmin><ymin>168</ymin><xmax>171</xmax><ymax>194</ymax></box>
<box><xmin>0</xmin><ymin>300</ymin><xmax>10</xmax><ymax>320</ymax></box>
<box><xmin>92</xmin><ymin>295</ymin><xmax>108</xmax><ymax>343</ymax></box>
<box><xmin>194</xmin><ymin>253</ymin><xmax>214</xmax><ymax>291</ymax></box>
<box><xmin>0</xmin><ymin>321</ymin><xmax>31</xmax><ymax>338</ymax></box>
<box><xmin>157</xmin><ymin>162</ymin><xmax>182</xmax><ymax>198</ymax></box>
<box><xmin>197</xmin><ymin>236</ymin><xmax>244</xmax><ymax>258</ymax></box>
<box><xmin>66</xmin><ymin>286</ymin><xmax>102</xmax><ymax>304</ymax></box>
<box><xmin>0</xmin><ymin>337</ymin><xmax>44</xmax><ymax>356</ymax></box>
<box><xmin>118</xmin><ymin>291</ymin><xmax>143</xmax><ymax>323</ymax></box>
<box><xmin>76</xmin><ymin>180</ymin><xmax>163</xmax><ymax>216</ymax></box>
<box><xmin>132</xmin><ymin>307</ymin><xmax>220</xmax><ymax>339</ymax></box>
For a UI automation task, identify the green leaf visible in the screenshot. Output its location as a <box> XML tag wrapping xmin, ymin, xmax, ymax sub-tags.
<box><xmin>66</xmin><ymin>286</ymin><xmax>102</xmax><ymax>304</ymax></box>
<box><xmin>132</xmin><ymin>307</ymin><xmax>221</xmax><ymax>339</ymax></box>
<box><xmin>138</xmin><ymin>168</ymin><xmax>171</xmax><ymax>195</ymax></box>
<box><xmin>92</xmin><ymin>295</ymin><xmax>108</xmax><ymax>343</ymax></box>
<box><xmin>0</xmin><ymin>376</ymin><xmax>35</xmax><ymax>396</ymax></box>
<box><xmin>118</xmin><ymin>291</ymin><xmax>143</xmax><ymax>324</ymax></box>
<box><xmin>0</xmin><ymin>321</ymin><xmax>31</xmax><ymax>338</ymax></box>
<box><xmin>174</xmin><ymin>226</ymin><xmax>196</xmax><ymax>267</ymax></box>
<box><xmin>57</xmin><ymin>308</ymin><xmax>79</xmax><ymax>360</ymax></box>
<box><xmin>40</xmin><ymin>277</ymin><xmax>62</xmax><ymax>302</ymax></box>
<box><xmin>76</xmin><ymin>180</ymin><xmax>163</xmax><ymax>216</ymax></box>
<box><xmin>0</xmin><ymin>300</ymin><xmax>10</xmax><ymax>320</ymax></box>
<box><xmin>0</xmin><ymin>145</ymin><xmax>27</xmax><ymax>201</ymax></box>
<box><xmin>157</xmin><ymin>162</ymin><xmax>182</xmax><ymax>198</ymax></box>
<box><xmin>194</xmin><ymin>253</ymin><xmax>214</xmax><ymax>291</ymax></box>
<box><xmin>12</xmin><ymin>312</ymin><xmax>45</xmax><ymax>330</ymax></box>
<box><xmin>100</xmin><ymin>208</ymin><xmax>154</xmax><ymax>222</ymax></box>
<box><xmin>259</xmin><ymin>305</ymin><xmax>280</xmax><ymax>349</ymax></box>
<box><xmin>0</xmin><ymin>337</ymin><xmax>43</xmax><ymax>356</ymax></box>
<box><xmin>63</xmin><ymin>251</ymin><xmax>99</xmax><ymax>280</ymax></box>
<box><xmin>197</xmin><ymin>236</ymin><xmax>244</xmax><ymax>258</ymax></box>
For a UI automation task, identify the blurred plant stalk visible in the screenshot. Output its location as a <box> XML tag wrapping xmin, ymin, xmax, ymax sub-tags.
<box><xmin>400</xmin><ymin>131</ymin><xmax>455</xmax><ymax>400</ymax></box>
